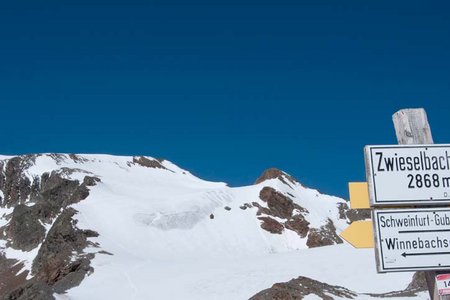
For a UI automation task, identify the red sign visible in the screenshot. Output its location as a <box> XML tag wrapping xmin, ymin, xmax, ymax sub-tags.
<box><xmin>436</xmin><ymin>274</ymin><xmax>450</xmax><ymax>296</ymax></box>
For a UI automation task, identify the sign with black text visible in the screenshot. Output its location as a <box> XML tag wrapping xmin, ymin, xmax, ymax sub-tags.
<box><xmin>365</xmin><ymin>145</ymin><xmax>450</xmax><ymax>206</ymax></box>
<box><xmin>436</xmin><ymin>274</ymin><xmax>450</xmax><ymax>296</ymax></box>
<box><xmin>374</xmin><ymin>208</ymin><xmax>450</xmax><ymax>272</ymax></box>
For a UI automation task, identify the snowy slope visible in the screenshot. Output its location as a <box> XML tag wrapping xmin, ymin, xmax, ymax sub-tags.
<box><xmin>66</xmin><ymin>244</ymin><xmax>428</xmax><ymax>300</ymax></box>
<box><xmin>0</xmin><ymin>154</ymin><xmax>427</xmax><ymax>299</ymax></box>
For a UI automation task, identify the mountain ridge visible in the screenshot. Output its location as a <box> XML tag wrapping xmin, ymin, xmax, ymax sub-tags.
<box><xmin>0</xmin><ymin>153</ymin><xmax>424</xmax><ymax>300</ymax></box>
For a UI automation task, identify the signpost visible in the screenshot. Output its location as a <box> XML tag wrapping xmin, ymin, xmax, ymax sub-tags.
<box><xmin>373</xmin><ymin>207</ymin><xmax>450</xmax><ymax>272</ymax></box>
<box><xmin>365</xmin><ymin>145</ymin><xmax>450</xmax><ymax>206</ymax></box>
<box><xmin>340</xmin><ymin>108</ymin><xmax>450</xmax><ymax>299</ymax></box>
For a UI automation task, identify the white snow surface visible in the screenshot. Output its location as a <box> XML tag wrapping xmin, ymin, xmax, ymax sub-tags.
<box><xmin>0</xmin><ymin>154</ymin><xmax>428</xmax><ymax>299</ymax></box>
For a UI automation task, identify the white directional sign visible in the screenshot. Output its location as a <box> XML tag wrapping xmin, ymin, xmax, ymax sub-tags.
<box><xmin>365</xmin><ymin>145</ymin><xmax>450</xmax><ymax>206</ymax></box>
<box><xmin>373</xmin><ymin>208</ymin><xmax>450</xmax><ymax>272</ymax></box>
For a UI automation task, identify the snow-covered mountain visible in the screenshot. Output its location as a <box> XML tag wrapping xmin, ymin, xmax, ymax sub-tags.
<box><xmin>0</xmin><ymin>154</ymin><xmax>427</xmax><ymax>299</ymax></box>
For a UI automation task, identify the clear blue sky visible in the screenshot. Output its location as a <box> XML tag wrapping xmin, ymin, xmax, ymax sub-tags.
<box><xmin>1</xmin><ymin>1</ymin><xmax>449</xmax><ymax>198</ymax></box>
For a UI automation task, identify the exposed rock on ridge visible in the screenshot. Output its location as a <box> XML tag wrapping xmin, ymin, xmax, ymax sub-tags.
<box><xmin>254</xmin><ymin>170</ymin><xmax>344</xmax><ymax>248</ymax></box>
<box><xmin>250</xmin><ymin>273</ymin><xmax>427</xmax><ymax>300</ymax></box>
<box><xmin>306</xmin><ymin>218</ymin><xmax>343</xmax><ymax>248</ymax></box>
<box><xmin>32</xmin><ymin>208</ymin><xmax>98</xmax><ymax>293</ymax></box>
<box><xmin>0</xmin><ymin>154</ymin><xmax>101</xmax><ymax>299</ymax></box>
<box><xmin>132</xmin><ymin>156</ymin><xmax>167</xmax><ymax>170</ymax></box>
<box><xmin>250</xmin><ymin>276</ymin><xmax>358</xmax><ymax>300</ymax></box>
<box><xmin>255</xmin><ymin>168</ymin><xmax>298</xmax><ymax>187</ymax></box>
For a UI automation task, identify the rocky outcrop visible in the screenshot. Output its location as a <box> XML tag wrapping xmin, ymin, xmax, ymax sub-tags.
<box><xmin>1</xmin><ymin>168</ymin><xmax>99</xmax><ymax>248</ymax></box>
<box><xmin>132</xmin><ymin>156</ymin><xmax>167</xmax><ymax>170</ymax></box>
<box><xmin>0</xmin><ymin>155</ymin><xmax>101</xmax><ymax>298</ymax></box>
<box><xmin>252</xmin><ymin>202</ymin><xmax>272</xmax><ymax>216</ymax></box>
<box><xmin>258</xmin><ymin>216</ymin><xmax>284</xmax><ymax>234</ymax></box>
<box><xmin>1</xmin><ymin>206</ymin><xmax>99</xmax><ymax>299</ymax></box>
<box><xmin>83</xmin><ymin>176</ymin><xmax>100</xmax><ymax>187</ymax></box>
<box><xmin>0</xmin><ymin>156</ymin><xmax>37</xmax><ymax>207</ymax></box>
<box><xmin>1</xmin><ymin>281</ymin><xmax>54</xmax><ymax>300</ymax></box>
<box><xmin>256</xmin><ymin>186</ymin><xmax>344</xmax><ymax>247</ymax></box>
<box><xmin>306</xmin><ymin>218</ymin><xmax>343</xmax><ymax>248</ymax></box>
<box><xmin>250</xmin><ymin>276</ymin><xmax>357</xmax><ymax>300</ymax></box>
<box><xmin>255</xmin><ymin>168</ymin><xmax>298</xmax><ymax>187</ymax></box>
<box><xmin>406</xmin><ymin>271</ymin><xmax>427</xmax><ymax>291</ymax></box>
<box><xmin>4</xmin><ymin>204</ymin><xmax>46</xmax><ymax>251</ymax></box>
<box><xmin>284</xmin><ymin>215</ymin><xmax>310</xmax><ymax>238</ymax></box>
<box><xmin>38</xmin><ymin>170</ymin><xmax>91</xmax><ymax>210</ymax></box>
<box><xmin>68</xmin><ymin>154</ymin><xmax>89</xmax><ymax>164</ymax></box>
<box><xmin>337</xmin><ymin>203</ymin><xmax>371</xmax><ymax>223</ymax></box>
<box><xmin>256</xmin><ymin>187</ymin><xmax>313</xmax><ymax>237</ymax></box>
<box><xmin>0</xmin><ymin>255</ymin><xmax>28</xmax><ymax>298</ymax></box>
<box><xmin>259</xmin><ymin>187</ymin><xmax>296</xmax><ymax>219</ymax></box>
<box><xmin>250</xmin><ymin>272</ymin><xmax>427</xmax><ymax>300</ymax></box>
<box><xmin>32</xmin><ymin>208</ymin><xmax>98</xmax><ymax>288</ymax></box>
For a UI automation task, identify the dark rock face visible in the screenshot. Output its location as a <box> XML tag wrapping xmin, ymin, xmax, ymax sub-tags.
<box><xmin>255</xmin><ymin>168</ymin><xmax>298</xmax><ymax>187</ymax></box>
<box><xmin>259</xmin><ymin>187</ymin><xmax>295</xmax><ymax>219</ymax></box>
<box><xmin>306</xmin><ymin>218</ymin><xmax>343</xmax><ymax>248</ymax></box>
<box><xmin>132</xmin><ymin>156</ymin><xmax>167</xmax><ymax>170</ymax></box>
<box><xmin>38</xmin><ymin>171</ymin><xmax>91</xmax><ymax>210</ymax></box>
<box><xmin>250</xmin><ymin>276</ymin><xmax>358</xmax><ymax>300</ymax></box>
<box><xmin>406</xmin><ymin>271</ymin><xmax>427</xmax><ymax>291</ymax></box>
<box><xmin>83</xmin><ymin>176</ymin><xmax>101</xmax><ymax>187</ymax></box>
<box><xmin>365</xmin><ymin>271</ymin><xmax>427</xmax><ymax>298</ymax></box>
<box><xmin>0</xmin><ymin>255</ymin><xmax>28</xmax><ymax>298</ymax></box>
<box><xmin>1</xmin><ymin>281</ymin><xmax>55</xmax><ymax>300</ymax></box>
<box><xmin>250</xmin><ymin>272</ymin><xmax>428</xmax><ymax>300</ymax></box>
<box><xmin>252</xmin><ymin>202</ymin><xmax>272</xmax><ymax>216</ymax></box>
<box><xmin>68</xmin><ymin>154</ymin><xmax>89</xmax><ymax>164</ymax></box>
<box><xmin>0</xmin><ymin>156</ymin><xmax>36</xmax><ymax>207</ymax></box>
<box><xmin>284</xmin><ymin>215</ymin><xmax>310</xmax><ymax>238</ymax></box>
<box><xmin>258</xmin><ymin>216</ymin><xmax>284</xmax><ymax>234</ymax></box>
<box><xmin>1</xmin><ymin>169</ymin><xmax>99</xmax><ymax>251</ymax></box>
<box><xmin>52</xmin><ymin>257</ymin><xmax>94</xmax><ymax>294</ymax></box>
<box><xmin>32</xmin><ymin>208</ymin><xmax>97</xmax><ymax>288</ymax></box>
<box><xmin>4</xmin><ymin>204</ymin><xmax>46</xmax><ymax>251</ymax></box>
<box><xmin>0</xmin><ymin>155</ymin><xmax>102</xmax><ymax>298</ymax></box>
<box><xmin>346</xmin><ymin>209</ymin><xmax>372</xmax><ymax>223</ymax></box>
<box><xmin>256</xmin><ymin>186</ymin><xmax>343</xmax><ymax>246</ymax></box>
<box><xmin>240</xmin><ymin>203</ymin><xmax>252</xmax><ymax>210</ymax></box>
<box><xmin>337</xmin><ymin>202</ymin><xmax>348</xmax><ymax>219</ymax></box>
<box><xmin>337</xmin><ymin>203</ymin><xmax>371</xmax><ymax>223</ymax></box>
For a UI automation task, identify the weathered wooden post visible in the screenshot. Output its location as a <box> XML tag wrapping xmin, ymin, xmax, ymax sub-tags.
<box><xmin>393</xmin><ymin>108</ymin><xmax>449</xmax><ymax>300</ymax></box>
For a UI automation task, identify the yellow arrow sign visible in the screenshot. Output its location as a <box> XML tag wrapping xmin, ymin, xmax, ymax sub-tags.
<box><xmin>340</xmin><ymin>220</ymin><xmax>374</xmax><ymax>248</ymax></box>
<box><xmin>348</xmin><ymin>182</ymin><xmax>370</xmax><ymax>209</ymax></box>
